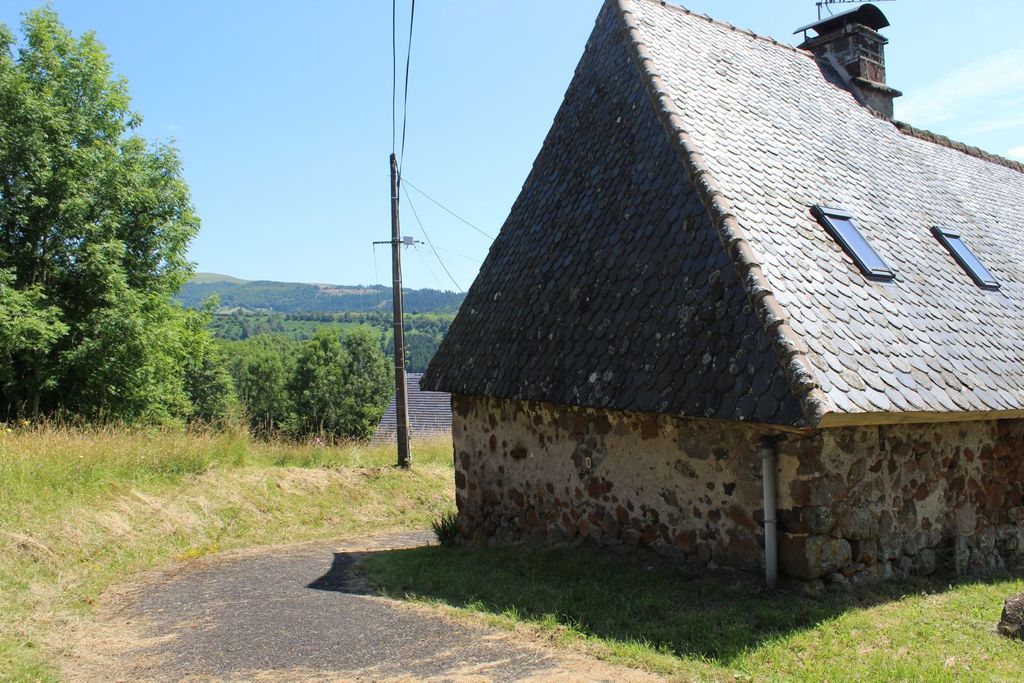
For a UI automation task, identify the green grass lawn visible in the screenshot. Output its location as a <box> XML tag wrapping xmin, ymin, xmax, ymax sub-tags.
<box><xmin>361</xmin><ymin>543</ymin><xmax>1024</xmax><ymax>681</ymax></box>
<box><xmin>0</xmin><ymin>425</ymin><xmax>454</xmax><ymax>681</ymax></box>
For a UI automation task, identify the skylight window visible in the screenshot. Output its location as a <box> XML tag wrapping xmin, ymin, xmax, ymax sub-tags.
<box><xmin>811</xmin><ymin>206</ymin><xmax>894</xmax><ymax>280</ymax></box>
<box><xmin>931</xmin><ymin>226</ymin><xmax>999</xmax><ymax>289</ymax></box>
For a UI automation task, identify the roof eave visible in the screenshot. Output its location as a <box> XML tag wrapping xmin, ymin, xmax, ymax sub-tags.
<box><xmin>818</xmin><ymin>408</ymin><xmax>1024</xmax><ymax>428</ymax></box>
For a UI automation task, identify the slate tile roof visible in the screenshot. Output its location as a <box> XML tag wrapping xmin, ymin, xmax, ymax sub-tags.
<box><xmin>371</xmin><ymin>373</ymin><xmax>452</xmax><ymax>444</ymax></box>
<box><xmin>421</xmin><ymin>2</ymin><xmax>803</xmax><ymax>426</ymax></box>
<box><xmin>423</xmin><ymin>0</ymin><xmax>1024</xmax><ymax>428</ymax></box>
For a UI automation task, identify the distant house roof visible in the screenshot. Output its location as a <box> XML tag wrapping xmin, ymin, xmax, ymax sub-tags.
<box><xmin>423</xmin><ymin>0</ymin><xmax>1024</xmax><ymax>429</ymax></box>
<box><xmin>371</xmin><ymin>373</ymin><xmax>451</xmax><ymax>444</ymax></box>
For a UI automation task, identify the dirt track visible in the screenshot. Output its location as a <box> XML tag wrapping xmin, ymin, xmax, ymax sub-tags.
<box><xmin>67</xmin><ymin>531</ymin><xmax>659</xmax><ymax>682</ymax></box>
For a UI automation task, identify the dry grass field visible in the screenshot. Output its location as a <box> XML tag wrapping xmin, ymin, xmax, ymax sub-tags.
<box><xmin>0</xmin><ymin>425</ymin><xmax>454</xmax><ymax>681</ymax></box>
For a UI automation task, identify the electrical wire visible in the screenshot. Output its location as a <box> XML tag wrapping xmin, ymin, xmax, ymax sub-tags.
<box><xmin>412</xmin><ymin>244</ymin><xmax>445</xmax><ymax>291</ymax></box>
<box><xmin>391</xmin><ymin>0</ymin><xmax>397</xmax><ymax>153</ymax></box>
<box><xmin>399</xmin><ymin>0</ymin><xmax>416</xmax><ymax>167</ymax></box>
<box><xmin>371</xmin><ymin>243</ymin><xmax>385</xmax><ymax>310</ymax></box>
<box><xmin>401</xmin><ymin>187</ymin><xmax>464</xmax><ymax>292</ymax></box>
<box><xmin>399</xmin><ymin>176</ymin><xmax>495</xmax><ymax>240</ymax></box>
<box><xmin>431</xmin><ymin>243</ymin><xmax>483</xmax><ymax>263</ymax></box>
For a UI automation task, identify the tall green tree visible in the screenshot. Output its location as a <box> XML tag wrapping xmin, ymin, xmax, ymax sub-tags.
<box><xmin>288</xmin><ymin>327</ymin><xmax>352</xmax><ymax>437</ymax></box>
<box><xmin>222</xmin><ymin>334</ymin><xmax>297</xmax><ymax>434</ymax></box>
<box><xmin>0</xmin><ymin>8</ymin><xmax>200</xmax><ymax>421</ymax></box>
<box><xmin>340</xmin><ymin>327</ymin><xmax>393</xmax><ymax>438</ymax></box>
<box><xmin>287</xmin><ymin>327</ymin><xmax>393</xmax><ymax>439</ymax></box>
<box><xmin>181</xmin><ymin>299</ymin><xmax>237</xmax><ymax>423</ymax></box>
<box><xmin>0</xmin><ymin>268</ymin><xmax>67</xmax><ymax>409</ymax></box>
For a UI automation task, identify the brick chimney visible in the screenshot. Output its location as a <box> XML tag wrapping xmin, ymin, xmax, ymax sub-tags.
<box><xmin>796</xmin><ymin>4</ymin><xmax>902</xmax><ymax>118</ymax></box>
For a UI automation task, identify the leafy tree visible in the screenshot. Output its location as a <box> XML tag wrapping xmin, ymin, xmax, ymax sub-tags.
<box><xmin>398</xmin><ymin>328</ymin><xmax>443</xmax><ymax>374</ymax></box>
<box><xmin>217</xmin><ymin>327</ymin><xmax>393</xmax><ymax>439</ymax></box>
<box><xmin>288</xmin><ymin>327</ymin><xmax>351</xmax><ymax>437</ymax></box>
<box><xmin>57</xmin><ymin>241</ymin><xmax>192</xmax><ymax>422</ymax></box>
<box><xmin>0</xmin><ymin>8</ymin><xmax>200</xmax><ymax>421</ymax></box>
<box><xmin>181</xmin><ymin>299</ymin><xmax>237</xmax><ymax>423</ymax></box>
<box><xmin>0</xmin><ymin>268</ymin><xmax>67</xmax><ymax>416</ymax></box>
<box><xmin>221</xmin><ymin>334</ymin><xmax>297</xmax><ymax>434</ymax></box>
<box><xmin>287</xmin><ymin>327</ymin><xmax>393</xmax><ymax>439</ymax></box>
<box><xmin>339</xmin><ymin>327</ymin><xmax>393</xmax><ymax>438</ymax></box>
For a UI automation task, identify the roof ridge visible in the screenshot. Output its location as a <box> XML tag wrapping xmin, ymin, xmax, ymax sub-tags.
<box><xmin>632</xmin><ymin>0</ymin><xmax>811</xmax><ymax>58</ymax></box>
<box><xmin>615</xmin><ymin>0</ymin><xmax>831</xmax><ymax>427</ymax></box>
<box><xmin>893</xmin><ymin>120</ymin><xmax>1024</xmax><ymax>174</ymax></box>
<box><xmin>631</xmin><ymin>6</ymin><xmax>1024</xmax><ymax>172</ymax></box>
<box><xmin>635</xmin><ymin>0</ymin><xmax>1024</xmax><ymax>178</ymax></box>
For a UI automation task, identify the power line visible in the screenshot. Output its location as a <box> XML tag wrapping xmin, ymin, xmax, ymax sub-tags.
<box><xmin>371</xmin><ymin>243</ymin><xmax>385</xmax><ymax>310</ymax></box>
<box><xmin>399</xmin><ymin>176</ymin><xmax>495</xmax><ymax>240</ymax></box>
<box><xmin>399</xmin><ymin>0</ymin><xmax>416</xmax><ymax>167</ymax></box>
<box><xmin>431</xmin><ymin>243</ymin><xmax>484</xmax><ymax>263</ymax></box>
<box><xmin>391</xmin><ymin>0</ymin><xmax>397</xmax><ymax>153</ymax></box>
<box><xmin>386</xmin><ymin>3</ymin><xmax>413</xmax><ymax>468</ymax></box>
<box><xmin>404</xmin><ymin>190</ymin><xmax>463</xmax><ymax>293</ymax></box>
<box><xmin>401</xmin><ymin>187</ymin><xmax>463</xmax><ymax>292</ymax></box>
<box><xmin>412</xmin><ymin>244</ymin><xmax>445</xmax><ymax>291</ymax></box>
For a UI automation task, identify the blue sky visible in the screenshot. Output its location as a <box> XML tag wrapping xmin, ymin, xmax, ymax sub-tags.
<box><xmin>2</xmin><ymin>1</ymin><xmax>1021</xmax><ymax>290</ymax></box>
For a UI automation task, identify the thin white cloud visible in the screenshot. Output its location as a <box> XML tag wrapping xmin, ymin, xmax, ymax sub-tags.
<box><xmin>972</xmin><ymin>111</ymin><xmax>1024</xmax><ymax>135</ymax></box>
<box><xmin>897</xmin><ymin>47</ymin><xmax>1024</xmax><ymax>136</ymax></box>
<box><xmin>1008</xmin><ymin>145</ymin><xmax>1024</xmax><ymax>161</ymax></box>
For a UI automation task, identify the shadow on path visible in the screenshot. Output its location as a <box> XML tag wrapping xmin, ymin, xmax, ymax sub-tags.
<box><xmin>306</xmin><ymin>552</ymin><xmax>367</xmax><ymax>593</ymax></box>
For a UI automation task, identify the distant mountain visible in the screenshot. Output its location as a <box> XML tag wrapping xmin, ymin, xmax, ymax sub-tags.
<box><xmin>177</xmin><ymin>273</ymin><xmax>464</xmax><ymax>314</ymax></box>
<box><xmin>189</xmin><ymin>272</ymin><xmax>249</xmax><ymax>285</ymax></box>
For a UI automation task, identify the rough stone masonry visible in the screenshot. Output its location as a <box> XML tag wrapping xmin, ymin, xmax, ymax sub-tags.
<box><xmin>451</xmin><ymin>394</ymin><xmax>1024</xmax><ymax>586</ymax></box>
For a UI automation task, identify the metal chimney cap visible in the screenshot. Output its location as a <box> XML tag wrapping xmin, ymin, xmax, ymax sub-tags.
<box><xmin>794</xmin><ymin>4</ymin><xmax>890</xmax><ymax>35</ymax></box>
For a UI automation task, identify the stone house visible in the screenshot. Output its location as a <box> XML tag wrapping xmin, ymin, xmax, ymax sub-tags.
<box><xmin>421</xmin><ymin>0</ymin><xmax>1024</xmax><ymax>587</ymax></box>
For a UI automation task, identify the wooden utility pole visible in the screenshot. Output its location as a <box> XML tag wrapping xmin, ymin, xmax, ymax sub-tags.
<box><xmin>389</xmin><ymin>153</ymin><xmax>412</xmax><ymax>468</ymax></box>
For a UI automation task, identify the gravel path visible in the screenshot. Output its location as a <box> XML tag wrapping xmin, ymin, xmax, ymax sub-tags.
<box><xmin>68</xmin><ymin>531</ymin><xmax>658</xmax><ymax>682</ymax></box>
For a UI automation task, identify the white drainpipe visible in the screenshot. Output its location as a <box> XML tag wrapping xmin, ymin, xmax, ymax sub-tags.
<box><xmin>760</xmin><ymin>438</ymin><xmax>779</xmax><ymax>589</ymax></box>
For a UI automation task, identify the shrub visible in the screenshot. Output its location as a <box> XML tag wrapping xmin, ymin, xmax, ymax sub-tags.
<box><xmin>431</xmin><ymin>509</ymin><xmax>460</xmax><ymax>547</ymax></box>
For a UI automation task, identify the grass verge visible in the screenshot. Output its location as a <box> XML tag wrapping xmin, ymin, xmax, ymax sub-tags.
<box><xmin>361</xmin><ymin>543</ymin><xmax>1024</xmax><ymax>681</ymax></box>
<box><xmin>0</xmin><ymin>425</ymin><xmax>454</xmax><ymax>681</ymax></box>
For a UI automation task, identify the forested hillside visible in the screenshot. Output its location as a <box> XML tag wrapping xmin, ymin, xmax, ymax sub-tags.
<box><xmin>179</xmin><ymin>274</ymin><xmax>463</xmax><ymax>376</ymax></box>
<box><xmin>177</xmin><ymin>273</ymin><xmax>465</xmax><ymax>314</ymax></box>
<box><xmin>207</xmin><ymin>311</ymin><xmax>452</xmax><ymax>373</ymax></box>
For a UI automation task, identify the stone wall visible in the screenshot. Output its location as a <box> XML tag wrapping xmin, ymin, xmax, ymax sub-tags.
<box><xmin>778</xmin><ymin>420</ymin><xmax>1024</xmax><ymax>586</ymax></box>
<box><xmin>452</xmin><ymin>394</ymin><xmax>1024</xmax><ymax>585</ymax></box>
<box><xmin>451</xmin><ymin>394</ymin><xmax>771</xmax><ymax>571</ymax></box>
